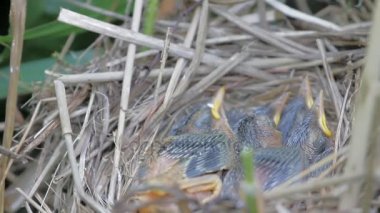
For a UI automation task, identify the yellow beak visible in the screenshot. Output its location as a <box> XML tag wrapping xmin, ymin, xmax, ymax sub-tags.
<box><xmin>315</xmin><ymin>91</ymin><xmax>333</xmax><ymax>138</ymax></box>
<box><xmin>211</xmin><ymin>86</ymin><xmax>225</xmax><ymax>120</ymax></box>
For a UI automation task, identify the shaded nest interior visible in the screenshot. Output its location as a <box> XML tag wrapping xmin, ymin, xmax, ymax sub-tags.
<box><xmin>3</xmin><ymin>0</ymin><xmax>374</xmax><ymax>212</ymax></box>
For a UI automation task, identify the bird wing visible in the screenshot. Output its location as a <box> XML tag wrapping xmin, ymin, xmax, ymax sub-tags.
<box><xmin>185</xmin><ymin>137</ymin><xmax>232</xmax><ymax>178</ymax></box>
<box><xmin>254</xmin><ymin>147</ymin><xmax>307</xmax><ymax>190</ymax></box>
<box><xmin>159</xmin><ymin>132</ymin><xmax>228</xmax><ymax>159</ymax></box>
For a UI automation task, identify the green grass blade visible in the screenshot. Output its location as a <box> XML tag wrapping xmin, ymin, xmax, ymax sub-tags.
<box><xmin>241</xmin><ymin>149</ymin><xmax>258</xmax><ymax>213</ymax></box>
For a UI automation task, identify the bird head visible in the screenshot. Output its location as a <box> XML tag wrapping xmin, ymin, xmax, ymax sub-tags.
<box><xmin>237</xmin><ymin>114</ymin><xmax>282</xmax><ymax>149</ymax></box>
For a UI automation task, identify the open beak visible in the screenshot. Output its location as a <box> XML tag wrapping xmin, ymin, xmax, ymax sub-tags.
<box><xmin>315</xmin><ymin>91</ymin><xmax>333</xmax><ymax>138</ymax></box>
<box><xmin>270</xmin><ymin>92</ymin><xmax>290</xmax><ymax>127</ymax></box>
<box><xmin>299</xmin><ymin>75</ymin><xmax>313</xmax><ymax>109</ymax></box>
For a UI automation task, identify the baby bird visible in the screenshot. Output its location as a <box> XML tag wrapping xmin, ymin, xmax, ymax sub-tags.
<box><xmin>146</xmin><ymin>90</ymin><xmax>287</xmax><ymax>205</ymax></box>
<box><xmin>278</xmin><ymin>76</ymin><xmax>314</xmax><ymax>142</ymax></box>
<box><xmin>285</xmin><ymin>90</ymin><xmax>333</xmax><ymax>162</ymax></box>
<box><xmin>123</xmin><ymin>84</ymin><xmax>334</xmax><ymax>212</ymax></box>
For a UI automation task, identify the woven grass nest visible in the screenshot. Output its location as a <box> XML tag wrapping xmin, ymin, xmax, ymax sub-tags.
<box><xmin>4</xmin><ymin>0</ymin><xmax>377</xmax><ymax>212</ymax></box>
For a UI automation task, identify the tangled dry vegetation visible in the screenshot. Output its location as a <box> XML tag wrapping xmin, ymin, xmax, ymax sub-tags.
<box><xmin>3</xmin><ymin>0</ymin><xmax>379</xmax><ymax>212</ymax></box>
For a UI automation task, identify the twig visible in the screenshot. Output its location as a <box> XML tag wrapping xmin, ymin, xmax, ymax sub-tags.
<box><xmin>57</xmin><ymin>8</ymin><xmax>274</xmax><ymax>80</ymax></box>
<box><xmin>210</xmin><ymin>1</ymin><xmax>257</xmax><ymax>25</ymax></box>
<box><xmin>34</xmin><ymin>193</ymin><xmax>53</xmax><ymax>213</ymax></box>
<box><xmin>27</xmin><ymin>142</ymin><xmax>65</xmax><ymax>198</ymax></box>
<box><xmin>57</xmin><ymin>68</ymin><xmax>176</xmax><ymax>84</ymax></box>
<box><xmin>67</xmin><ymin>0</ymin><xmax>129</xmax><ymax>22</ymax></box>
<box><xmin>265</xmin><ymin>173</ymin><xmax>362</xmax><ymax>200</ymax></box>
<box><xmin>339</xmin><ymin>1</ymin><xmax>380</xmax><ymax>209</ymax></box>
<box><xmin>210</xmin><ymin>4</ymin><xmax>317</xmax><ymax>55</ymax></box>
<box><xmin>271</xmin><ymin>56</ymin><xmax>340</xmax><ymax>71</ymax></box>
<box><xmin>0</xmin><ymin>0</ymin><xmax>27</xmax><ymax>211</ymax></box>
<box><xmin>155</xmin><ymin>27</ymin><xmax>171</xmax><ymax>104</ymax></box>
<box><xmin>334</xmin><ymin>80</ymin><xmax>352</xmax><ymax>163</ymax></box>
<box><xmin>0</xmin><ymin>146</ymin><xmax>28</xmax><ymax>161</ymax></box>
<box><xmin>265</xmin><ymin>0</ymin><xmax>342</xmax><ymax>31</ymax></box>
<box><xmin>210</xmin><ymin>0</ymin><xmax>247</xmax><ymax>4</ymax></box>
<box><xmin>163</xmin><ymin>8</ymin><xmax>200</xmax><ymax>108</ymax></box>
<box><xmin>109</xmin><ymin>0</ymin><xmax>144</xmax><ymax>204</ymax></box>
<box><xmin>1</xmin><ymin>98</ymin><xmax>55</xmax><ymax>187</ymax></box>
<box><xmin>51</xmin><ymin>33</ymin><xmax>76</xmax><ymax>73</ymax></box>
<box><xmin>174</xmin><ymin>0</ymin><xmax>209</xmax><ymax>96</ymax></box>
<box><xmin>257</xmin><ymin>0</ymin><xmax>268</xmax><ymax>29</ymax></box>
<box><xmin>178</xmin><ymin>51</ymin><xmax>250</xmax><ymax>107</ymax></box>
<box><xmin>16</xmin><ymin>188</ymin><xmax>48</xmax><ymax>213</ymax></box>
<box><xmin>241</xmin><ymin>10</ymin><xmax>277</xmax><ymax>24</ymax></box>
<box><xmin>75</xmin><ymin>91</ymin><xmax>95</xmax><ymax>143</ymax></box>
<box><xmin>123</xmin><ymin>126</ymin><xmax>159</xmax><ymax>193</ymax></box>
<box><xmin>316</xmin><ymin>39</ymin><xmax>343</xmax><ymax>119</ymax></box>
<box><xmin>106</xmin><ymin>49</ymin><xmax>160</xmax><ymax>67</ymax></box>
<box><xmin>54</xmin><ymin>81</ymin><xmax>108</xmax><ymax>212</ymax></box>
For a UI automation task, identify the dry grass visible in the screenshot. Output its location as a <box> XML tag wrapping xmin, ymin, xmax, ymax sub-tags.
<box><xmin>1</xmin><ymin>0</ymin><xmax>377</xmax><ymax>212</ymax></box>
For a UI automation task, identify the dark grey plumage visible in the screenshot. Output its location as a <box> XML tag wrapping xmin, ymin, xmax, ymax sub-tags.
<box><xmin>185</xmin><ymin>143</ymin><xmax>233</xmax><ymax>178</ymax></box>
<box><xmin>159</xmin><ymin>86</ymin><xmax>333</xmax><ymax>202</ymax></box>
<box><xmin>278</xmin><ymin>96</ymin><xmax>309</xmax><ymax>141</ymax></box>
<box><xmin>159</xmin><ymin>132</ymin><xmax>229</xmax><ymax>159</ymax></box>
<box><xmin>169</xmin><ymin>102</ymin><xmax>212</xmax><ymax>135</ymax></box>
<box><xmin>285</xmin><ymin>110</ymin><xmax>331</xmax><ymax>161</ymax></box>
<box><xmin>237</xmin><ymin>115</ymin><xmax>279</xmax><ymax>149</ymax></box>
<box><xmin>159</xmin><ymin>132</ymin><xmax>235</xmax><ymax>179</ymax></box>
<box><xmin>254</xmin><ymin>147</ymin><xmax>307</xmax><ymax>190</ymax></box>
<box><xmin>308</xmin><ymin>145</ymin><xmax>334</xmax><ymax>178</ymax></box>
<box><xmin>278</xmin><ymin>77</ymin><xmax>312</xmax><ymax>141</ymax></box>
<box><xmin>226</xmin><ymin>108</ymin><xmax>249</xmax><ymax>132</ymax></box>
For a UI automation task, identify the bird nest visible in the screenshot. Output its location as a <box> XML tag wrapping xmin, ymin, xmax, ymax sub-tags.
<box><xmin>4</xmin><ymin>0</ymin><xmax>376</xmax><ymax>212</ymax></box>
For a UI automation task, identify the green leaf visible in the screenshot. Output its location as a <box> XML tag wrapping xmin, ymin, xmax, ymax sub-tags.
<box><xmin>0</xmin><ymin>0</ymin><xmax>127</xmax><ymax>98</ymax></box>
<box><xmin>241</xmin><ymin>149</ymin><xmax>258</xmax><ymax>213</ymax></box>
<box><xmin>0</xmin><ymin>0</ymin><xmax>127</xmax><ymax>45</ymax></box>
<box><xmin>0</xmin><ymin>50</ymin><xmax>95</xmax><ymax>99</ymax></box>
<box><xmin>0</xmin><ymin>58</ymin><xmax>52</xmax><ymax>98</ymax></box>
<box><xmin>144</xmin><ymin>0</ymin><xmax>159</xmax><ymax>36</ymax></box>
<box><xmin>0</xmin><ymin>21</ymin><xmax>83</xmax><ymax>44</ymax></box>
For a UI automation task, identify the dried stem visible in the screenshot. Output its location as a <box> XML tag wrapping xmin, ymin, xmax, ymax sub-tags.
<box><xmin>109</xmin><ymin>0</ymin><xmax>144</xmax><ymax>204</ymax></box>
<box><xmin>339</xmin><ymin>1</ymin><xmax>380</xmax><ymax>210</ymax></box>
<box><xmin>54</xmin><ymin>81</ymin><xmax>108</xmax><ymax>212</ymax></box>
<box><xmin>57</xmin><ymin>8</ymin><xmax>274</xmax><ymax>79</ymax></box>
<box><xmin>266</xmin><ymin>0</ymin><xmax>342</xmax><ymax>31</ymax></box>
<box><xmin>0</xmin><ymin>0</ymin><xmax>27</xmax><ymax>211</ymax></box>
<box><xmin>162</xmin><ymin>8</ymin><xmax>200</xmax><ymax>108</ymax></box>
